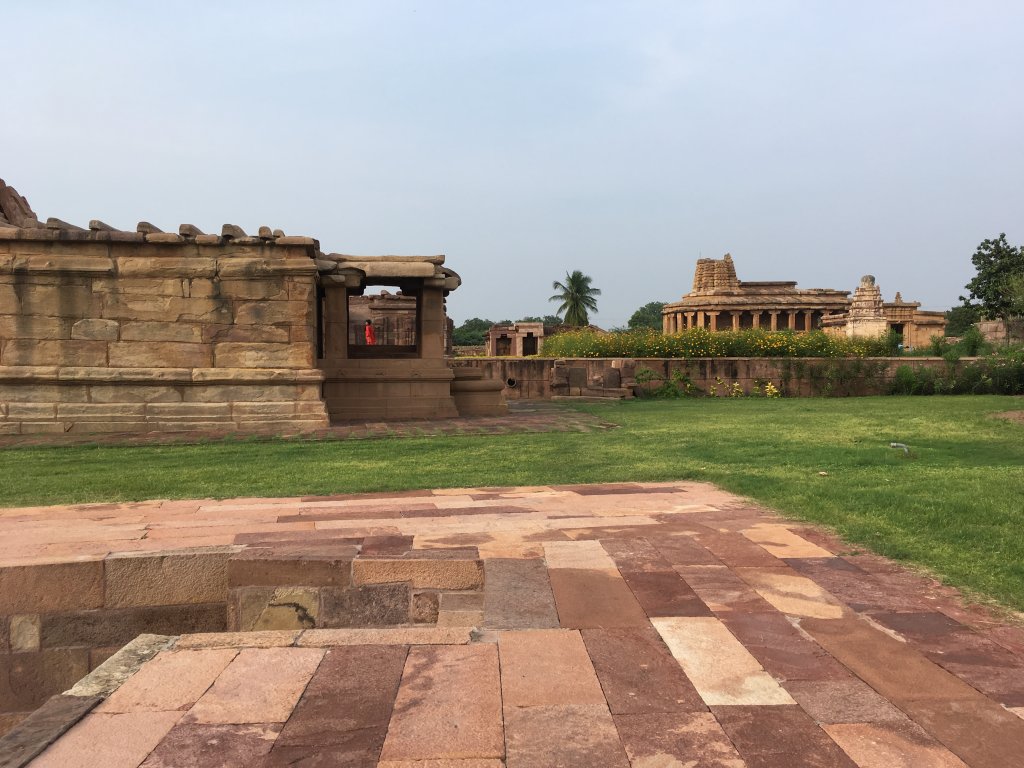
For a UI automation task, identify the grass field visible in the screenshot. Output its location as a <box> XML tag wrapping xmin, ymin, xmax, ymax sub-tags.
<box><xmin>1</xmin><ymin>395</ymin><xmax>1022</xmax><ymax>610</ymax></box>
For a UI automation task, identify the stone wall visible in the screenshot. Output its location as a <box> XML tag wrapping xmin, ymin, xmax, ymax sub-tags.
<box><xmin>453</xmin><ymin>356</ymin><xmax>966</xmax><ymax>399</ymax></box>
<box><xmin>0</xmin><ymin>544</ymin><xmax>482</xmax><ymax>730</ymax></box>
<box><xmin>0</xmin><ymin>228</ymin><xmax>329</xmax><ymax>434</ymax></box>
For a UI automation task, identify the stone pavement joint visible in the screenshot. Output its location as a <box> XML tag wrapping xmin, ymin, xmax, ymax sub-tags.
<box><xmin>1</xmin><ymin>481</ymin><xmax>1023</xmax><ymax>767</ymax></box>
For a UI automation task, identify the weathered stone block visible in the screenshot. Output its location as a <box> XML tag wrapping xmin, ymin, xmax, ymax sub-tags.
<box><xmin>352</xmin><ymin>558</ymin><xmax>484</xmax><ymax>590</ymax></box>
<box><xmin>234</xmin><ymin>300</ymin><xmax>312</xmax><ymax>325</ymax></box>
<box><xmin>87</xmin><ymin>385</ymin><xmax>182</xmax><ymax>404</ymax></box>
<box><xmin>213</xmin><ymin>342</ymin><xmax>311</xmax><ymax>369</ymax></box>
<box><xmin>182</xmin><ymin>384</ymin><xmax>306</xmax><ymax>403</ymax></box>
<box><xmin>0</xmin><ymin>561</ymin><xmax>104</xmax><ymax>614</ymax></box>
<box><xmin>101</xmin><ymin>295</ymin><xmax>230</xmax><ymax>323</ymax></box>
<box><xmin>200</xmin><ymin>324</ymin><xmax>290</xmax><ymax>344</ymax></box>
<box><xmin>285</xmin><ymin>278</ymin><xmax>316</xmax><ymax>301</ymax></box>
<box><xmin>0</xmin><ymin>649</ymin><xmax>90</xmax><ymax>711</ymax></box>
<box><xmin>70</xmin><ymin>319</ymin><xmax>119</xmax><ymax>340</ymax></box>
<box><xmin>218</xmin><ymin>258</ymin><xmax>315</xmax><ymax>278</ymax></box>
<box><xmin>0</xmin><ymin>282</ymin><xmax>17</xmax><ymax>308</ymax></box>
<box><xmin>319</xmin><ymin>584</ymin><xmax>410</xmax><ymax>628</ymax></box>
<box><xmin>11</xmin><ymin>284</ymin><xmax>97</xmax><ymax>317</ymax></box>
<box><xmin>231</xmin><ymin>402</ymin><xmax>297</xmax><ymax>420</ymax></box>
<box><xmin>10</xmin><ymin>615</ymin><xmax>41</xmax><ymax>652</ymax></box>
<box><xmin>108</xmin><ymin>341</ymin><xmax>211</xmax><ymax>368</ymax></box>
<box><xmin>0</xmin><ymin>315</ymin><xmax>72</xmax><ymax>339</ymax></box>
<box><xmin>0</xmin><ymin>384</ymin><xmax>88</xmax><ymax>403</ymax></box>
<box><xmin>1</xmin><ymin>339</ymin><xmax>107</xmax><ymax>367</ymax></box>
<box><xmin>411</xmin><ymin>592</ymin><xmax>440</xmax><ymax>624</ymax></box>
<box><xmin>145</xmin><ymin>402</ymin><xmax>232</xmax><ymax>419</ymax></box>
<box><xmin>7</xmin><ymin>403</ymin><xmax>57</xmax><ymax>419</ymax></box>
<box><xmin>231</xmin><ymin>586</ymin><xmax>320</xmax><ymax>631</ymax></box>
<box><xmin>228</xmin><ymin>549</ymin><xmax>354</xmax><ymax>588</ymax></box>
<box><xmin>104</xmin><ymin>549</ymin><xmax>231</xmax><ymax>608</ymax></box>
<box><xmin>119</xmin><ymin>321</ymin><xmax>203</xmax><ymax>343</ymax></box>
<box><xmin>56</xmin><ymin>403</ymin><xmax>146</xmax><ymax>419</ymax></box>
<box><xmin>92</xmin><ymin>278</ymin><xmax>187</xmax><ymax>296</ymax></box>
<box><xmin>16</xmin><ymin>422</ymin><xmax>68</xmax><ymax>434</ymax></box>
<box><xmin>39</xmin><ymin>603</ymin><xmax>226</xmax><ymax>649</ymax></box>
<box><xmin>217</xmin><ymin>279</ymin><xmax>287</xmax><ymax>300</ymax></box>
<box><xmin>114</xmin><ymin>257</ymin><xmax>217</xmax><ymax>278</ymax></box>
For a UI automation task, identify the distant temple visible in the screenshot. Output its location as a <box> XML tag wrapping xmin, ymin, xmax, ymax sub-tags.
<box><xmin>662</xmin><ymin>255</ymin><xmax>945</xmax><ymax>347</ymax></box>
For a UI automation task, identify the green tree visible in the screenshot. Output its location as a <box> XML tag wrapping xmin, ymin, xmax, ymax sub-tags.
<box><xmin>628</xmin><ymin>301</ymin><xmax>667</xmax><ymax>331</ymax></box>
<box><xmin>451</xmin><ymin>317</ymin><xmax>494</xmax><ymax>346</ymax></box>
<box><xmin>960</xmin><ymin>234</ymin><xmax>1024</xmax><ymax>329</ymax></box>
<box><xmin>549</xmin><ymin>270</ymin><xmax>601</xmax><ymax>326</ymax></box>
<box><xmin>518</xmin><ymin>314</ymin><xmax>563</xmax><ymax>325</ymax></box>
<box><xmin>944</xmin><ymin>305</ymin><xmax>982</xmax><ymax>336</ymax></box>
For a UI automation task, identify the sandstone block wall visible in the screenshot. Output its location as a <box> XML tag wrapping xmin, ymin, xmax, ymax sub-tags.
<box><xmin>0</xmin><ymin>545</ymin><xmax>482</xmax><ymax>728</ymax></box>
<box><xmin>0</xmin><ymin>229</ymin><xmax>329</xmax><ymax>434</ymax></box>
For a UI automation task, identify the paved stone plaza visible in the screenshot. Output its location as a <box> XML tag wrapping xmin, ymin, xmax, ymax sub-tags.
<box><xmin>2</xmin><ymin>482</ymin><xmax>1024</xmax><ymax>767</ymax></box>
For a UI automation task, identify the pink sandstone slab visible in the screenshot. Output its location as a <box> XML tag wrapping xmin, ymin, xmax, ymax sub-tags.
<box><xmin>547</xmin><ymin>568</ymin><xmax>650</xmax><ymax>628</ymax></box>
<box><xmin>174</xmin><ymin>630</ymin><xmax>301</xmax><ymax>649</ymax></box>
<box><xmin>712</xmin><ymin>705</ymin><xmax>858</xmax><ymax>768</ymax></box>
<box><xmin>581</xmin><ymin>627</ymin><xmax>706</xmax><ymax>714</ymax></box>
<box><xmin>674</xmin><ymin>565</ymin><xmax>776</xmax><ymax>612</ymax></box>
<box><xmin>735</xmin><ymin>567</ymin><xmax>846</xmax><ymax>619</ymax></box>
<box><xmin>139</xmin><ymin>723</ymin><xmax>281</xmax><ymax>768</ymax></box>
<box><xmin>783</xmin><ymin>679</ymin><xmax>909</xmax><ymax>724</ymax></box>
<box><xmin>269</xmin><ymin>645</ymin><xmax>407</xmax><ymax>764</ymax></box>
<box><xmin>498</xmin><ymin>629</ymin><xmax>606</xmax><ymax>708</ymax></box>
<box><xmin>378</xmin><ymin>761</ymin><xmax>504</xmax><ymax>767</ymax></box>
<box><xmin>651</xmin><ymin>617</ymin><xmax>795</xmax><ymax>706</ymax></box>
<box><xmin>98</xmin><ymin>649</ymin><xmax>238</xmax><ymax>713</ymax></box>
<box><xmin>503</xmin><ymin>704</ymin><xmax>630</xmax><ymax>768</ymax></box>
<box><xmin>183</xmin><ymin>647</ymin><xmax>324</xmax><ymax>724</ymax></box>
<box><xmin>296</xmin><ymin>627</ymin><xmax>472</xmax><ymax>646</ymax></box>
<box><xmin>541</xmin><ymin>540</ymin><xmax>618</xmax><ymax>570</ymax></box>
<box><xmin>823</xmin><ymin>722</ymin><xmax>969</xmax><ymax>768</ymax></box>
<box><xmin>740</xmin><ymin>523</ymin><xmax>835</xmax><ymax>559</ymax></box>
<box><xmin>379</xmin><ymin>644</ymin><xmax>503</xmax><ymax>761</ymax></box>
<box><xmin>28</xmin><ymin>711</ymin><xmax>183</xmax><ymax>768</ymax></box>
<box><xmin>613</xmin><ymin>711</ymin><xmax>745</xmax><ymax>767</ymax></box>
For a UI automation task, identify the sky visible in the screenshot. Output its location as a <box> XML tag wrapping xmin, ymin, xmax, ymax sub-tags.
<box><xmin>3</xmin><ymin>1</ymin><xmax>1022</xmax><ymax>327</ymax></box>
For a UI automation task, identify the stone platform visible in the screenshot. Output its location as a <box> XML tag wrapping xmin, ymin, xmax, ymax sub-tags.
<box><xmin>2</xmin><ymin>483</ymin><xmax>1024</xmax><ymax>766</ymax></box>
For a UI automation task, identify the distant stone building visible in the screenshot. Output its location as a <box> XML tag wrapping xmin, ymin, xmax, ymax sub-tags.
<box><xmin>486</xmin><ymin>322</ymin><xmax>545</xmax><ymax>356</ymax></box>
<box><xmin>662</xmin><ymin>255</ymin><xmax>945</xmax><ymax>345</ymax></box>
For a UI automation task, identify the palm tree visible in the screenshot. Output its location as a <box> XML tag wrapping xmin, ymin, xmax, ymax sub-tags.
<box><xmin>549</xmin><ymin>270</ymin><xmax>601</xmax><ymax>326</ymax></box>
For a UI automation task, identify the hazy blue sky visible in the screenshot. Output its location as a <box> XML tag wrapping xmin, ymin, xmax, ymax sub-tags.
<box><xmin>4</xmin><ymin>2</ymin><xmax>1022</xmax><ymax>326</ymax></box>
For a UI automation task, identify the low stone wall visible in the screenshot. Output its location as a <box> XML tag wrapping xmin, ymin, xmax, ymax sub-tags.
<box><xmin>0</xmin><ymin>545</ymin><xmax>482</xmax><ymax>731</ymax></box>
<box><xmin>0</xmin><ymin>228</ymin><xmax>329</xmax><ymax>434</ymax></box>
<box><xmin>452</xmin><ymin>356</ymin><xmax>964</xmax><ymax>398</ymax></box>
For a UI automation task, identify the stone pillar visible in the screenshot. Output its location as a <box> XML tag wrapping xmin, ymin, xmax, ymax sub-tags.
<box><xmin>804</xmin><ymin>310</ymin><xmax>814</xmax><ymax>332</ymax></box>
<box><xmin>787</xmin><ymin>311</ymin><xmax>797</xmax><ymax>330</ymax></box>
<box><xmin>732</xmin><ymin>313</ymin><xmax>740</xmax><ymax>331</ymax></box>
<box><xmin>686</xmin><ymin>312</ymin><xmax>693</xmax><ymax>330</ymax></box>
<box><xmin>751</xmin><ymin>311</ymin><xmax>761</xmax><ymax>329</ymax></box>
<box><xmin>323</xmin><ymin>284</ymin><xmax>349</xmax><ymax>361</ymax></box>
<box><xmin>709</xmin><ymin>311</ymin><xmax>719</xmax><ymax>331</ymax></box>
<box><xmin>697</xmin><ymin>311</ymin><xmax>705</xmax><ymax>329</ymax></box>
<box><xmin>418</xmin><ymin>283</ymin><xmax>447</xmax><ymax>359</ymax></box>
<box><xmin>769</xmin><ymin>311</ymin><xmax>779</xmax><ymax>331</ymax></box>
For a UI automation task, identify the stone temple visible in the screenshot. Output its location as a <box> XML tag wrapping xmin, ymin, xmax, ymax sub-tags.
<box><xmin>662</xmin><ymin>254</ymin><xmax>945</xmax><ymax>346</ymax></box>
<box><xmin>0</xmin><ymin>178</ymin><xmax>505</xmax><ymax>435</ymax></box>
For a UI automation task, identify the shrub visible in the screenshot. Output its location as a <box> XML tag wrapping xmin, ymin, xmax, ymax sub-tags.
<box><xmin>541</xmin><ymin>328</ymin><xmax>901</xmax><ymax>359</ymax></box>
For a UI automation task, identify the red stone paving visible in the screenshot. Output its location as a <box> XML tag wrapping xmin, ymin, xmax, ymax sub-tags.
<box><xmin>2</xmin><ymin>482</ymin><xmax>1024</xmax><ymax>767</ymax></box>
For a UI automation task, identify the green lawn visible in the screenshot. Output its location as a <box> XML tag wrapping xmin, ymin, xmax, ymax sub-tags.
<box><xmin>2</xmin><ymin>396</ymin><xmax>1023</xmax><ymax>611</ymax></box>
